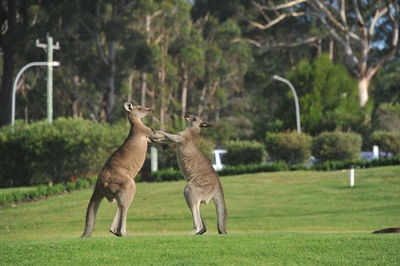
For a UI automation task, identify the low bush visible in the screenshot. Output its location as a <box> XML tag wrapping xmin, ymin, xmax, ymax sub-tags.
<box><xmin>265</xmin><ymin>132</ymin><xmax>312</xmax><ymax>164</ymax></box>
<box><xmin>313</xmin><ymin>155</ymin><xmax>400</xmax><ymax>171</ymax></box>
<box><xmin>218</xmin><ymin>161</ymin><xmax>289</xmax><ymax>176</ymax></box>
<box><xmin>311</xmin><ymin>131</ymin><xmax>362</xmax><ymax>162</ymax></box>
<box><xmin>224</xmin><ymin>140</ymin><xmax>265</xmax><ymax>165</ymax></box>
<box><xmin>370</xmin><ymin>131</ymin><xmax>400</xmax><ymax>155</ymax></box>
<box><xmin>0</xmin><ymin>118</ymin><xmax>128</xmax><ymax>187</ymax></box>
<box><xmin>0</xmin><ymin>176</ymin><xmax>95</xmax><ymax>205</ymax></box>
<box><xmin>147</xmin><ymin>168</ymin><xmax>184</xmax><ymax>182</ymax></box>
<box><xmin>372</xmin><ymin>103</ymin><xmax>400</xmax><ymax>132</ymax></box>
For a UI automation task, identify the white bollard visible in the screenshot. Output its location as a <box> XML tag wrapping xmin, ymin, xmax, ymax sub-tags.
<box><xmin>349</xmin><ymin>167</ymin><xmax>355</xmax><ymax>187</ymax></box>
<box><xmin>373</xmin><ymin>145</ymin><xmax>379</xmax><ymax>159</ymax></box>
<box><xmin>150</xmin><ymin>146</ymin><xmax>158</xmax><ymax>172</ymax></box>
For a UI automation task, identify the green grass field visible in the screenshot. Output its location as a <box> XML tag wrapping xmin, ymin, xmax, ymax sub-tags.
<box><xmin>1</xmin><ymin>166</ymin><xmax>400</xmax><ymax>265</ymax></box>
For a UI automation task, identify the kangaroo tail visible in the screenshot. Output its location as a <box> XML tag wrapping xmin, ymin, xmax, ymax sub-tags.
<box><xmin>372</xmin><ymin>227</ymin><xmax>400</xmax><ymax>234</ymax></box>
<box><xmin>213</xmin><ymin>189</ymin><xmax>227</xmax><ymax>234</ymax></box>
<box><xmin>81</xmin><ymin>188</ymin><xmax>104</xmax><ymax>238</ymax></box>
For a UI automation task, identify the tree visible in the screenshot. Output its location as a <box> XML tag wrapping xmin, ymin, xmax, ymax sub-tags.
<box><xmin>0</xmin><ymin>0</ymin><xmax>33</xmax><ymax>126</ymax></box>
<box><xmin>277</xmin><ymin>53</ymin><xmax>364</xmax><ymax>134</ymax></box>
<box><xmin>246</xmin><ymin>0</ymin><xmax>399</xmax><ymax>107</ymax></box>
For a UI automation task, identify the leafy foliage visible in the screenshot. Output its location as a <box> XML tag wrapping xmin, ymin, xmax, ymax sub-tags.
<box><xmin>370</xmin><ymin>131</ymin><xmax>400</xmax><ymax>155</ymax></box>
<box><xmin>0</xmin><ymin>176</ymin><xmax>96</xmax><ymax>205</ymax></box>
<box><xmin>218</xmin><ymin>161</ymin><xmax>289</xmax><ymax>176</ymax></box>
<box><xmin>0</xmin><ymin>118</ymin><xmax>127</xmax><ymax>187</ymax></box>
<box><xmin>313</xmin><ymin>155</ymin><xmax>400</xmax><ymax>171</ymax></box>
<box><xmin>265</xmin><ymin>132</ymin><xmax>312</xmax><ymax>164</ymax></box>
<box><xmin>372</xmin><ymin>103</ymin><xmax>400</xmax><ymax>132</ymax></box>
<box><xmin>278</xmin><ymin>54</ymin><xmax>364</xmax><ymax>134</ymax></box>
<box><xmin>223</xmin><ymin>140</ymin><xmax>265</xmax><ymax>165</ymax></box>
<box><xmin>311</xmin><ymin>132</ymin><xmax>362</xmax><ymax>162</ymax></box>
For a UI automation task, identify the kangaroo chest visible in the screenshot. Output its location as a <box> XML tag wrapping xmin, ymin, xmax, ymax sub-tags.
<box><xmin>177</xmin><ymin>144</ymin><xmax>214</xmax><ymax>181</ymax></box>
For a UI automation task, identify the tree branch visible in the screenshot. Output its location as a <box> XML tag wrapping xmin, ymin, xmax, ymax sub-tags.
<box><xmin>311</xmin><ymin>0</ymin><xmax>347</xmax><ymax>32</ymax></box>
<box><xmin>258</xmin><ymin>0</ymin><xmax>307</xmax><ymax>10</ymax></box>
<box><xmin>250</xmin><ymin>11</ymin><xmax>305</xmax><ymax>30</ymax></box>
<box><xmin>369</xmin><ymin>6</ymin><xmax>388</xmax><ymax>37</ymax></box>
<box><xmin>231</xmin><ymin>36</ymin><xmax>320</xmax><ymax>49</ymax></box>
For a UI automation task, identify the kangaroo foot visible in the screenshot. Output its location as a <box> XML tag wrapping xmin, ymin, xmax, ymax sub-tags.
<box><xmin>110</xmin><ymin>230</ymin><xmax>131</xmax><ymax>237</ymax></box>
<box><xmin>188</xmin><ymin>227</ymin><xmax>207</xmax><ymax>235</ymax></box>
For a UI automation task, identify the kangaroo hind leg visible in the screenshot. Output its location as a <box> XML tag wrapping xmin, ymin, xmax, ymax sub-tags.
<box><xmin>110</xmin><ymin>207</ymin><xmax>120</xmax><ymax>234</ymax></box>
<box><xmin>112</xmin><ymin>182</ymin><xmax>136</xmax><ymax>237</ymax></box>
<box><xmin>184</xmin><ymin>185</ymin><xmax>207</xmax><ymax>235</ymax></box>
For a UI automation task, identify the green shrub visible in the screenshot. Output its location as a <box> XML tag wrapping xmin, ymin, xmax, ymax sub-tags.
<box><xmin>0</xmin><ymin>117</ymin><xmax>128</xmax><ymax>187</ymax></box>
<box><xmin>148</xmin><ymin>168</ymin><xmax>184</xmax><ymax>182</ymax></box>
<box><xmin>372</xmin><ymin>103</ymin><xmax>400</xmax><ymax>132</ymax></box>
<box><xmin>370</xmin><ymin>131</ymin><xmax>400</xmax><ymax>155</ymax></box>
<box><xmin>65</xmin><ymin>182</ymin><xmax>77</xmax><ymax>191</ymax></box>
<box><xmin>312</xmin><ymin>132</ymin><xmax>362</xmax><ymax>162</ymax></box>
<box><xmin>313</xmin><ymin>155</ymin><xmax>400</xmax><ymax>171</ymax></box>
<box><xmin>218</xmin><ymin>161</ymin><xmax>289</xmax><ymax>176</ymax></box>
<box><xmin>37</xmin><ymin>185</ymin><xmax>49</xmax><ymax>197</ymax></box>
<box><xmin>76</xmin><ymin>179</ymin><xmax>91</xmax><ymax>189</ymax></box>
<box><xmin>224</xmin><ymin>140</ymin><xmax>265</xmax><ymax>165</ymax></box>
<box><xmin>265</xmin><ymin>132</ymin><xmax>312</xmax><ymax>164</ymax></box>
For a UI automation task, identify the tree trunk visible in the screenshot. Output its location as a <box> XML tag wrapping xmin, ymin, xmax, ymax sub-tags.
<box><xmin>197</xmin><ymin>84</ymin><xmax>208</xmax><ymax>116</ymax></box>
<box><xmin>358</xmin><ymin>76</ymin><xmax>371</xmax><ymax>108</ymax></box>
<box><xmin>329</xmin><ymin>38</ymin><xmax>334</xmax><ymax>61</ymax></box>
<box><xmin>159</xmin><ymin>66</ymin><xmax>166</xmax><ymax>130</ymax></box>
<box><xmin>0</xmin><ymin>44</ymin><xmax>15</xmax><ymax>126</ymax></box>
<box><xmin>105</xmin><ymin>41</ymin><xmax>116</xmax><ymax>123</ymax></box>
<box><xmin>0</xmin><ymin>0</ymin><xmax>16</xmax><ymax>127</ymax></box>
<box><xmin>141</xmin><ymin>72</ymin><xmax>147</xmax><ymax>106</ymax></box>
<box><xmin>181</xmin><ymin>65</ymin><xmax>188</xmax><ymax>117</ymax></box>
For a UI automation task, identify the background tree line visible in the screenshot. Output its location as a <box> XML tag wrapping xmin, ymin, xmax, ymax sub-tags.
<box><xmin>1</xmin><ymin>0</ymin><xmax>399</xmax><ymax>144</ymax></box>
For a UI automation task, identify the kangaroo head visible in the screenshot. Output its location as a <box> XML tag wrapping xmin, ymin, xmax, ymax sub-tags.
<box><xmin>184</xmin><ymin>113</ymin><xmax>212</xmax><ymax>129</ymax></box>
<box><xmin>124</xmin><ymin>103</ymin><xmax>151</xmax><ymax>120</ymax></box>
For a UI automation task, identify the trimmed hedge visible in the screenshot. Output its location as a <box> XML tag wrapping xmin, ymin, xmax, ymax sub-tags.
<box><xmin>265</xmin><ymin>132</ymin><xmax>312</xmax><ymax>164</ymax></box>
<box><xmin>0</xmin><ymin>118</ymin><xmax>128</xmax><ymax>187</ymax></box>
<box><xmin>218</xmin><ymin>161</ymin><xmax>289</xmax><ymax>176</ymax></box>
<box><xmin>0</xmin><ymin>176</ymin><xmax>96</xmax><ymax>205</ymax></box>
<box><xmin>311</xmin><ymin>131</ymin><xmax>362</xmax><ymax>162</ymax></box>
<box><xmin>224</xmin><ymin>140</ymin><xmax>265</xmax><ymax>165</ymax></box>
<box><xmin>314</xmin><ymin>155</ymin><xmax>400</xmax><ymax>171</ymax></box>
<box><xmin>370</xmin><ymin>131</ymin><xmax>400</xmax><ymax>155</ymax></box>
<box><xmin>146</xmin><ymin>168</ymin><xmax>184</xmax><ymax>182</ymax></box>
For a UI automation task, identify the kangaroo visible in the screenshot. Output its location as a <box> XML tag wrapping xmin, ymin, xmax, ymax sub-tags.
<box><xmin>81</xmin><ymin>103</ymin><xmax>155</xmax><ymax>238</ymax></box>
<box><xmin>372</xmin><ymin>227</ymin><xmax>400</xmax><ymax>234</ymax></box>
<box><xmin>151</xmin><ymin>114</ymin><xmax>227</xmax><ymax>235</ymax></box>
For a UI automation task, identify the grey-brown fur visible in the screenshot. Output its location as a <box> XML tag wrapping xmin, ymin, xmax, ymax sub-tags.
<box><xmin>81</xmin><ymin>103</ymin><xmax>156</xmax><ymax>238</ymax></box>
<box><xmin>151</xmin><ymin>114</ymin><xmax>227</xmax><ymax>235</ymax></box>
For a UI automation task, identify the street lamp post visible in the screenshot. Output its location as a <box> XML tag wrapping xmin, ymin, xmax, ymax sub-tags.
<box><xmin>36</xmin><ymin>35</ymin><xmax>60</xmax><ymax>123</ymax></box>
<box><xmin>11</xmin><ymin>61</ymin><xmax>60</xmax><ymax>130</ymax></box>
<box><xmin>272</xmin><ymin>75</ymin><xmax>301</xmax><ymax>134</ymax></box>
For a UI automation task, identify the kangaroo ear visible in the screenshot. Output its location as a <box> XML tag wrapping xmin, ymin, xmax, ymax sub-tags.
<box><xmin>200</xmin><ymin>122</ymin><xmax>212</xmax><ymax>128</ymax></box>
<box><xmin>124</xmin><ymin>103</ymin><xmax>133</xmax><ymax>112</ymax></box>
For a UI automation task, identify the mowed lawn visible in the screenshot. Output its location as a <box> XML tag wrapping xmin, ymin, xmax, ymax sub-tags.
<box><xmin>1</xmin><ymin>166</ymin><xmax>399</xmax><ymax>265</ymax></box>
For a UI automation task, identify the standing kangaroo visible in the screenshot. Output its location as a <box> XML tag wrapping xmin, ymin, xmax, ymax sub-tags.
<box><xmin>81</xmin><ymin>103</ymin><xmax>155</xmax><ymax>238</ymax></box>
<box><xmin>152</xmin><ymin>114</ymin><xmax>227</xmax><ymax>235</ymax></box>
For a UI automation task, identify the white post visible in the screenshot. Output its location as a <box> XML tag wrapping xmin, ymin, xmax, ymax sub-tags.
<box><xmin>349</xmin><ymin>167</ymin><xmax>355</xmax><ymax>187</ymax></box>
<box><xmin>373</xmin><ymin>145</ymin><xmax>379</xmax><ymax>159</ymax></box>
<box><xmin>150</xmin><ymin>146</ymin><xmax>158</xmax><ymax>172</ymax></box>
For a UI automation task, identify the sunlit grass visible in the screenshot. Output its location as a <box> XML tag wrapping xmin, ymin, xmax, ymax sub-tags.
<box><xmin>1</xmin><ymin>166</ymin><xmax>399</xmax><ymax>264</ymax></box>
